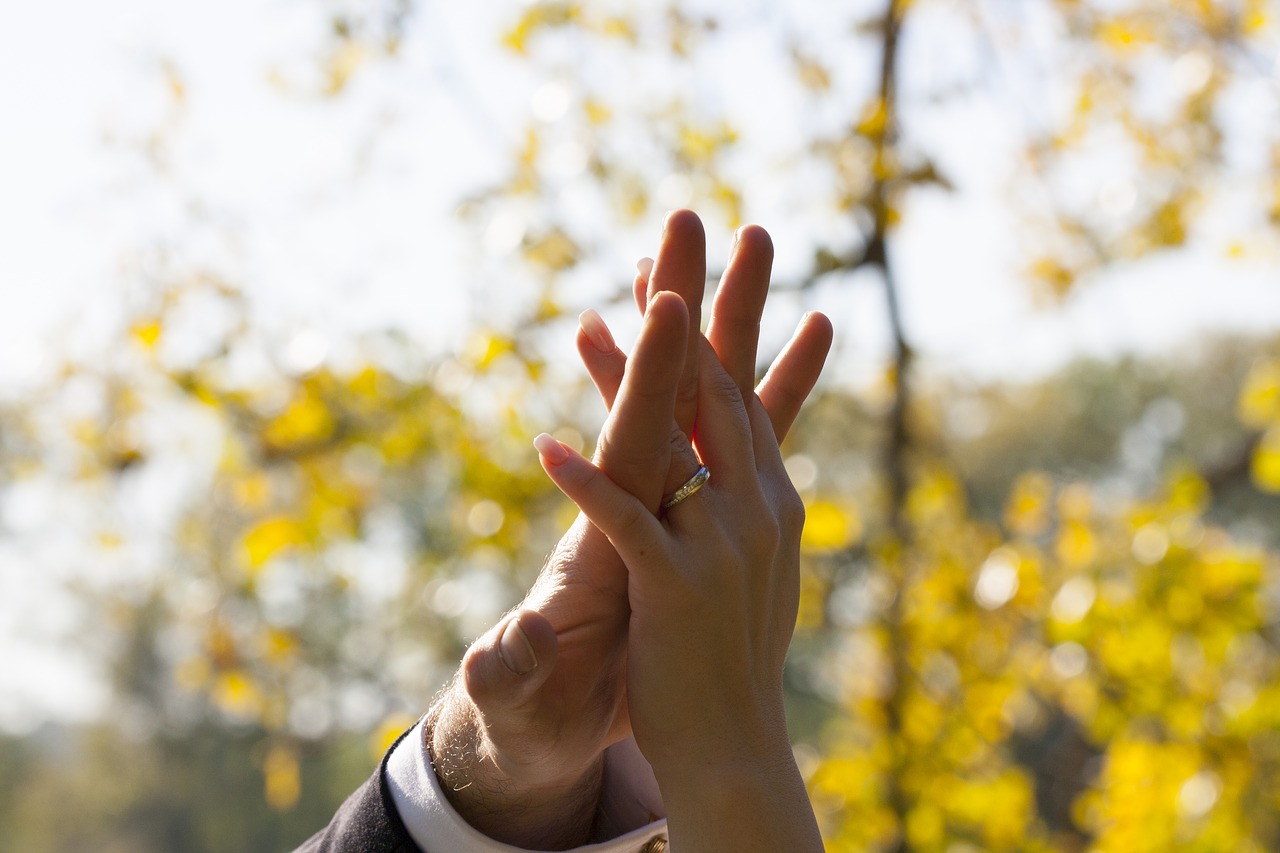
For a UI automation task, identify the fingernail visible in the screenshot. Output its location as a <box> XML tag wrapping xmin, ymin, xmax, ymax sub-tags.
<box><xmin>635</xmin><ymin>257</ymin><xmax>654</xmax><ymax>279</ymax></box>
<box><xmin>499</xmin><ymin>618</ymin><xmax>538</xmax><ymax>675</ymax></box>
<box><xmin>579</xmin><ymin>309</ymin><xmax>615</xmax><ymax>353</ymax></box>
<box><xmin>663</xmin><ymin>210</ymin><xmax>676</xmax><ymax>232</ymax></box>
<box><xmin>533</xmin><ymin>432</ymin><xmax>568</xmax><ymax>464</ymax></box>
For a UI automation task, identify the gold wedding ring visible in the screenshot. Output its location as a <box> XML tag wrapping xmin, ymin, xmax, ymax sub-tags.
<box><xmin>661</xmin><ymin>465</ymin><xmax>710</xmax><ymax>511</ymax></box>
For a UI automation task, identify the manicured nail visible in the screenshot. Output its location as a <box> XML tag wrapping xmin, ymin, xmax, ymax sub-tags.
<box><xmin>636</xmin><ymin>257</ymin><xmax>654</xmax><ymax>279</ymax></box>
<box><xmin>533</xmin><ymin>432</ymin><xmax>568</xmax><ymax>464</ymax></box>
<box><xmin>578</xmin><ymin>309</ymin><xmax>615</xmax><ymax>353</ymax></box>
<box><xmin>499</xmin><ymin>618</ymin><xmax>538</xmax><ymax>675</ymax></box>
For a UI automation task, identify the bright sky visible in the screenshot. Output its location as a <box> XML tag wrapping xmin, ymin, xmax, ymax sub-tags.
<box><xmin>1</xmin><ymin>0</ymin><xmax>1278</xmax><ymax>732</ymax></box>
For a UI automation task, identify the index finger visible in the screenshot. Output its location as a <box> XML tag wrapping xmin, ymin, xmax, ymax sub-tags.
<box><xmin>593</xmin><ymin>291</ymin><xmax>691</xmax><ymax>514</ymax></box>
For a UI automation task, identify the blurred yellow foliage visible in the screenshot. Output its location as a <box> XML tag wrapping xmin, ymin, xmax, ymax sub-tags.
<box><xmin>1005</xmin><ymin>472</ymin><xmax>1052</xmax><ymax>536</ymax></box>
<box><xmin>1237</xmin><ymin>359</ymin><xmax>1280</xmax><ymax>428</ymax></box>
<box><xmin>263</xmin><ymin>744</ymin><xmax>301</xmax><ymax>812</ymax></box>
<box><xmin>263</xmin><ymin>392</ymin><xmax>335</xmax><ymax>449</ymax></box>
<box><xmin>1098</xmin><ymin>18</ymin><xmax>1154</xmax><ymax>52</ymax></box>
<box><xmin>803</xmin><ymin>499</ymin><xmax>862</xmax><ymax>552</ymax></box>
<box><xmin>1250</xmin><ymin>426</ymin><xmax>1280</xmax><ymax>492</ymax></box>
<box><xmin>130</xmin><ymin>318</ymin><xmax>163</xmax><ymax>349</ymax></box>
<box><xmin>502</xmin><ymin>1</ymin><xmax>580</xmax><ymax>53</ymax></box>
<box><xmin>213</xmin><ymin>670</ymin><xmax>262</xmax><ymax>719</ymax></box>
<box><xmin>677</xmin><ymin>122</ymin><xmax>738</xmax><ymax>165</ymax></box>
<box><xmin>242</xmin><ymin>516</ymin><xmax>304</xmax><ymax>569</ymax></box>
<box><xmin>370</xmin><ymin>714</ymin><xmax>417</xmax><ymax>762</ymax></box>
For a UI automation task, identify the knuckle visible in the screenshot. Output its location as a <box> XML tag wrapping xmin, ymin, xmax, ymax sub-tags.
<box><xmin>779</xmin><ymin>488</ymin><xmax>806</xmax><ymax>533</ymax></box>
<box><xmin>614</xmin><ymin>497</ymin><xmax>651</xmax><ymax>538</ymax></box>
<box><xmin>596</xmin><ymin>430</ymin><xmax>666</xmax><ymax>472</ymax></box>
<box><xmin>666</xmin><ymin>423</ymin><xmax>692</xmax><ymax>457</ymax></box>
<box><xmin>708</xmin><ymin>364</ymin><xmax>745</xmax><ymax>407</ymax></box>
<box><xmin>461</xmin><ymin>643</ymin><xmax>499</xmax><ymax>702</ymax></box>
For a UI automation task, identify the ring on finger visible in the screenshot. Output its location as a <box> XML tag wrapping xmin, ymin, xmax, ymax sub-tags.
<box><xmin>661</xmin><ymin>465</ymin><xmax>711</xmax><ymax>511</ymax></box>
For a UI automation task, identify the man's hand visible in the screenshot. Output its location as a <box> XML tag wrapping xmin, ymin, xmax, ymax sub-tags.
<box><xmin>427</xmin><ymin>212</ymin><xmax>831</xmax><ymax>848</ymax></box>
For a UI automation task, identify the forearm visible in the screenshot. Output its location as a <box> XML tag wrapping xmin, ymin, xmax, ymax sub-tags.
<box><xmin>429</xmin><ymin>690</ymin><xmax>604</xmax><ymax>849</ymax></box>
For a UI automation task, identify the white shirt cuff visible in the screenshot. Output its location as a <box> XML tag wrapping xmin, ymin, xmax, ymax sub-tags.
<box><xmin>386</xmin><ymin>718</ymin><xmax>668</xmax><ymax>853</ymax></box>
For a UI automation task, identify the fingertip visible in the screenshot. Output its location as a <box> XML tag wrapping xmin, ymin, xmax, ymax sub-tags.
<box><xmin>534</xmin><ymin>432</ymin><xmax>570</xmax><ymax>465</ymax></box>
<box><xmin>463</xmin><ymin>611</ymin><xmax>558</xmax><ymax>705</ymax></box>
<box><xmin>499</xmin><ymin>610</ymin><xmax>556</xmax><ymax>675</ymax></box>
<box><xmin>733</xmin><ymin>223</ymin><xmax>773</xmax><ymax>258</ymax></box>
<box><xmin>802</xmin><ymin>311</ymin><xmax>835</xmax><ymax>349</ymax></box>
<box><xmin>662</xmin><ymin>208</ymin><xmax>704</xmax><ymax>240</ymax></box>
<box><xmin>642</xmin><ymin>291</ymin><xmax>691</xmax><ymax>349</ymax></box>
<box><xmin>578</xmin><ymin>308</ymin><xmax>615</xmax><ymax>354</ymax></box>
<box><xmin>645</xmin><ymin>289</ymin><xmax>689</xmax><ymax>321</ymax></box>
<box><xmin>636</xmin><ymin>257</ymin><xmax>654</xmax><ymax>279</ymax></box>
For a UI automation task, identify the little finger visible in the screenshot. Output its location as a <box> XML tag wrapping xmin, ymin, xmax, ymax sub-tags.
<box><xmin>756</xmin><ymin>311</ymin><xmax>833</xmax><ymax>443</ymax></box>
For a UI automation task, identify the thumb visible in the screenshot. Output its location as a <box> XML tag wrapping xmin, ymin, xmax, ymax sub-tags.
<box><xmin>461</xmin><ymin>609</ymin><xmax>558</xmax><ymax>726</ymax></box>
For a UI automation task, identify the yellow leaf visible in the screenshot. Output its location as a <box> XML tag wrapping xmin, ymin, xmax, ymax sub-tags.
<box><xmin>1165</xmin><ymin>469</ymin><xmax>1209</xmax><ymax>514</ymax></box>
<box><xmin>802</xmin><ymin>499</ymin><xmax>861</xmax><ymax>552</ymax></box>
<box><xmin>1244</xmin><ymin>0</ymin><xmax>1269</xmax><ymax>33</ymax></box>
<box><xmin>598</xmin><ymin>16</ymin><xmax>635</xmax><ymax>42</ymax></box>
<box><xmin>262</xmin><ymin>628</ymin><xmax>299</xmax><ymax>666</ymax></box>
<box><xmin>371</xmin><ymin>713</ymin><xmax>417</xmax><ymax>761</ymax></box>
<box><xmin>1251</xmin><ymin>426</ymin><xmax>1280</xmax><ymax>493</ymax></box>
<box><xmin>325</xmin><ymin>41</ymin><xmax>366</xmax><ymax>96</ymax></box>
<box><xmin>501</xmin><ymin>2</ymin><xmax>579</xmax><ymax>53</ymax></box>
<box><xmin>1098</xmin><ymin>18</ymin><xmax>1152</xmax><ymax>52</ymax></box>
<box><xmin>583</xmin><ymin>98</ymin><xmax>612</xmax><ymax>125</ymax></box>
<box><xmin>263</xmin><ymin>392</ymin><xmax>335</xmax><ymax>448</ymax></box>
<box><xmin>263</xmin><ymin>744</ymin><xmax>301</xmax><ymax>812</ymax></box>
<box><xmin>519</xmin><ymin>127</ymin><xmax>540</xmax><ymax>170</ymax></box>
<box><xmin>1237</xmin><ymin>359</ymin><xmax>1280</xmax><ymax>428</ymax></box>
<box><xmin>1146</xmin><ymin>197</ymin><xmax>1188</xmax><ymax>248</ymax></box>
<box><xmin>677</xmin><ymin>121</ymin><xmax>737</xmax><ymax>165</ymax></box>
<box><xmin>213</xmin><ymin>669</ymin><xmax>262</xmax><ymax>718</ymax></box>
<box><xmin>502</xmin><ymin>20</ymin><xmax>532</xmax><ymax>53</ymax></box>
<box><xmin>856</xmin><ymin>97</ymin><xmax>887</xmax><ymax>138</ymax></box>
<box><xmin>792</xmin><ymin>50</ymin><xmax>831</xmax><ymax>91</ymax></box>
<box><xmin>522</xmin><ymin>228</ymin><xmax>581</xmax><ymax>271</ymax></box>
<box><xmin>1005</xmin><ymin>472</ymin><xmax>1052</xmax><ymax>536</ymax></box>
<box><xmin>242</xmin><ymin>516</ymin><xmax>303</xmax><ymax>569</ymax></box>
<box><xmin>1028</xmin><ymin>257</ymin><xmax>1074</xmax><ymax>298</ymax></box>
<box><xmin>1055</xmin><ymin>520</ymin><xmax>1097</xmax><ymax>568</ymax></box>
<box><xmin>711</xmin><ymin>179</ymin><xmax>743</xmax><ymax>230</ymax></box>
<box><xmin>131</xmin><ymin>319</ymin><xmax>163</xmax><ymax>349</ymax></box>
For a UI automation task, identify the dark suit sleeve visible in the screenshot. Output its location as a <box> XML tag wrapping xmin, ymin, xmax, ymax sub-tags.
<box><xmin>294</xmin><ymin>726</ymin><xmax>422</xmax><ymax>853</ymax></box>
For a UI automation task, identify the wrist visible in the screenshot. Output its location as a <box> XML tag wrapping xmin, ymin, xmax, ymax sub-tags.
<box><xmin>427</xmin><ymin>695</ymin><xmax>604</xmax><ymax>849</ymax></box>
<box><xmin>653</xmin><ymin>741</ymin><xmax>822</xmax><ymax>853</ymax></box>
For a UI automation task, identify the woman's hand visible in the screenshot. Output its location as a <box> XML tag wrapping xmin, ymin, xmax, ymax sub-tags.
<box><xmin>535</xmin><ymin>289</ymin><xmax>830</xmax><ymax>852</ymax></box>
